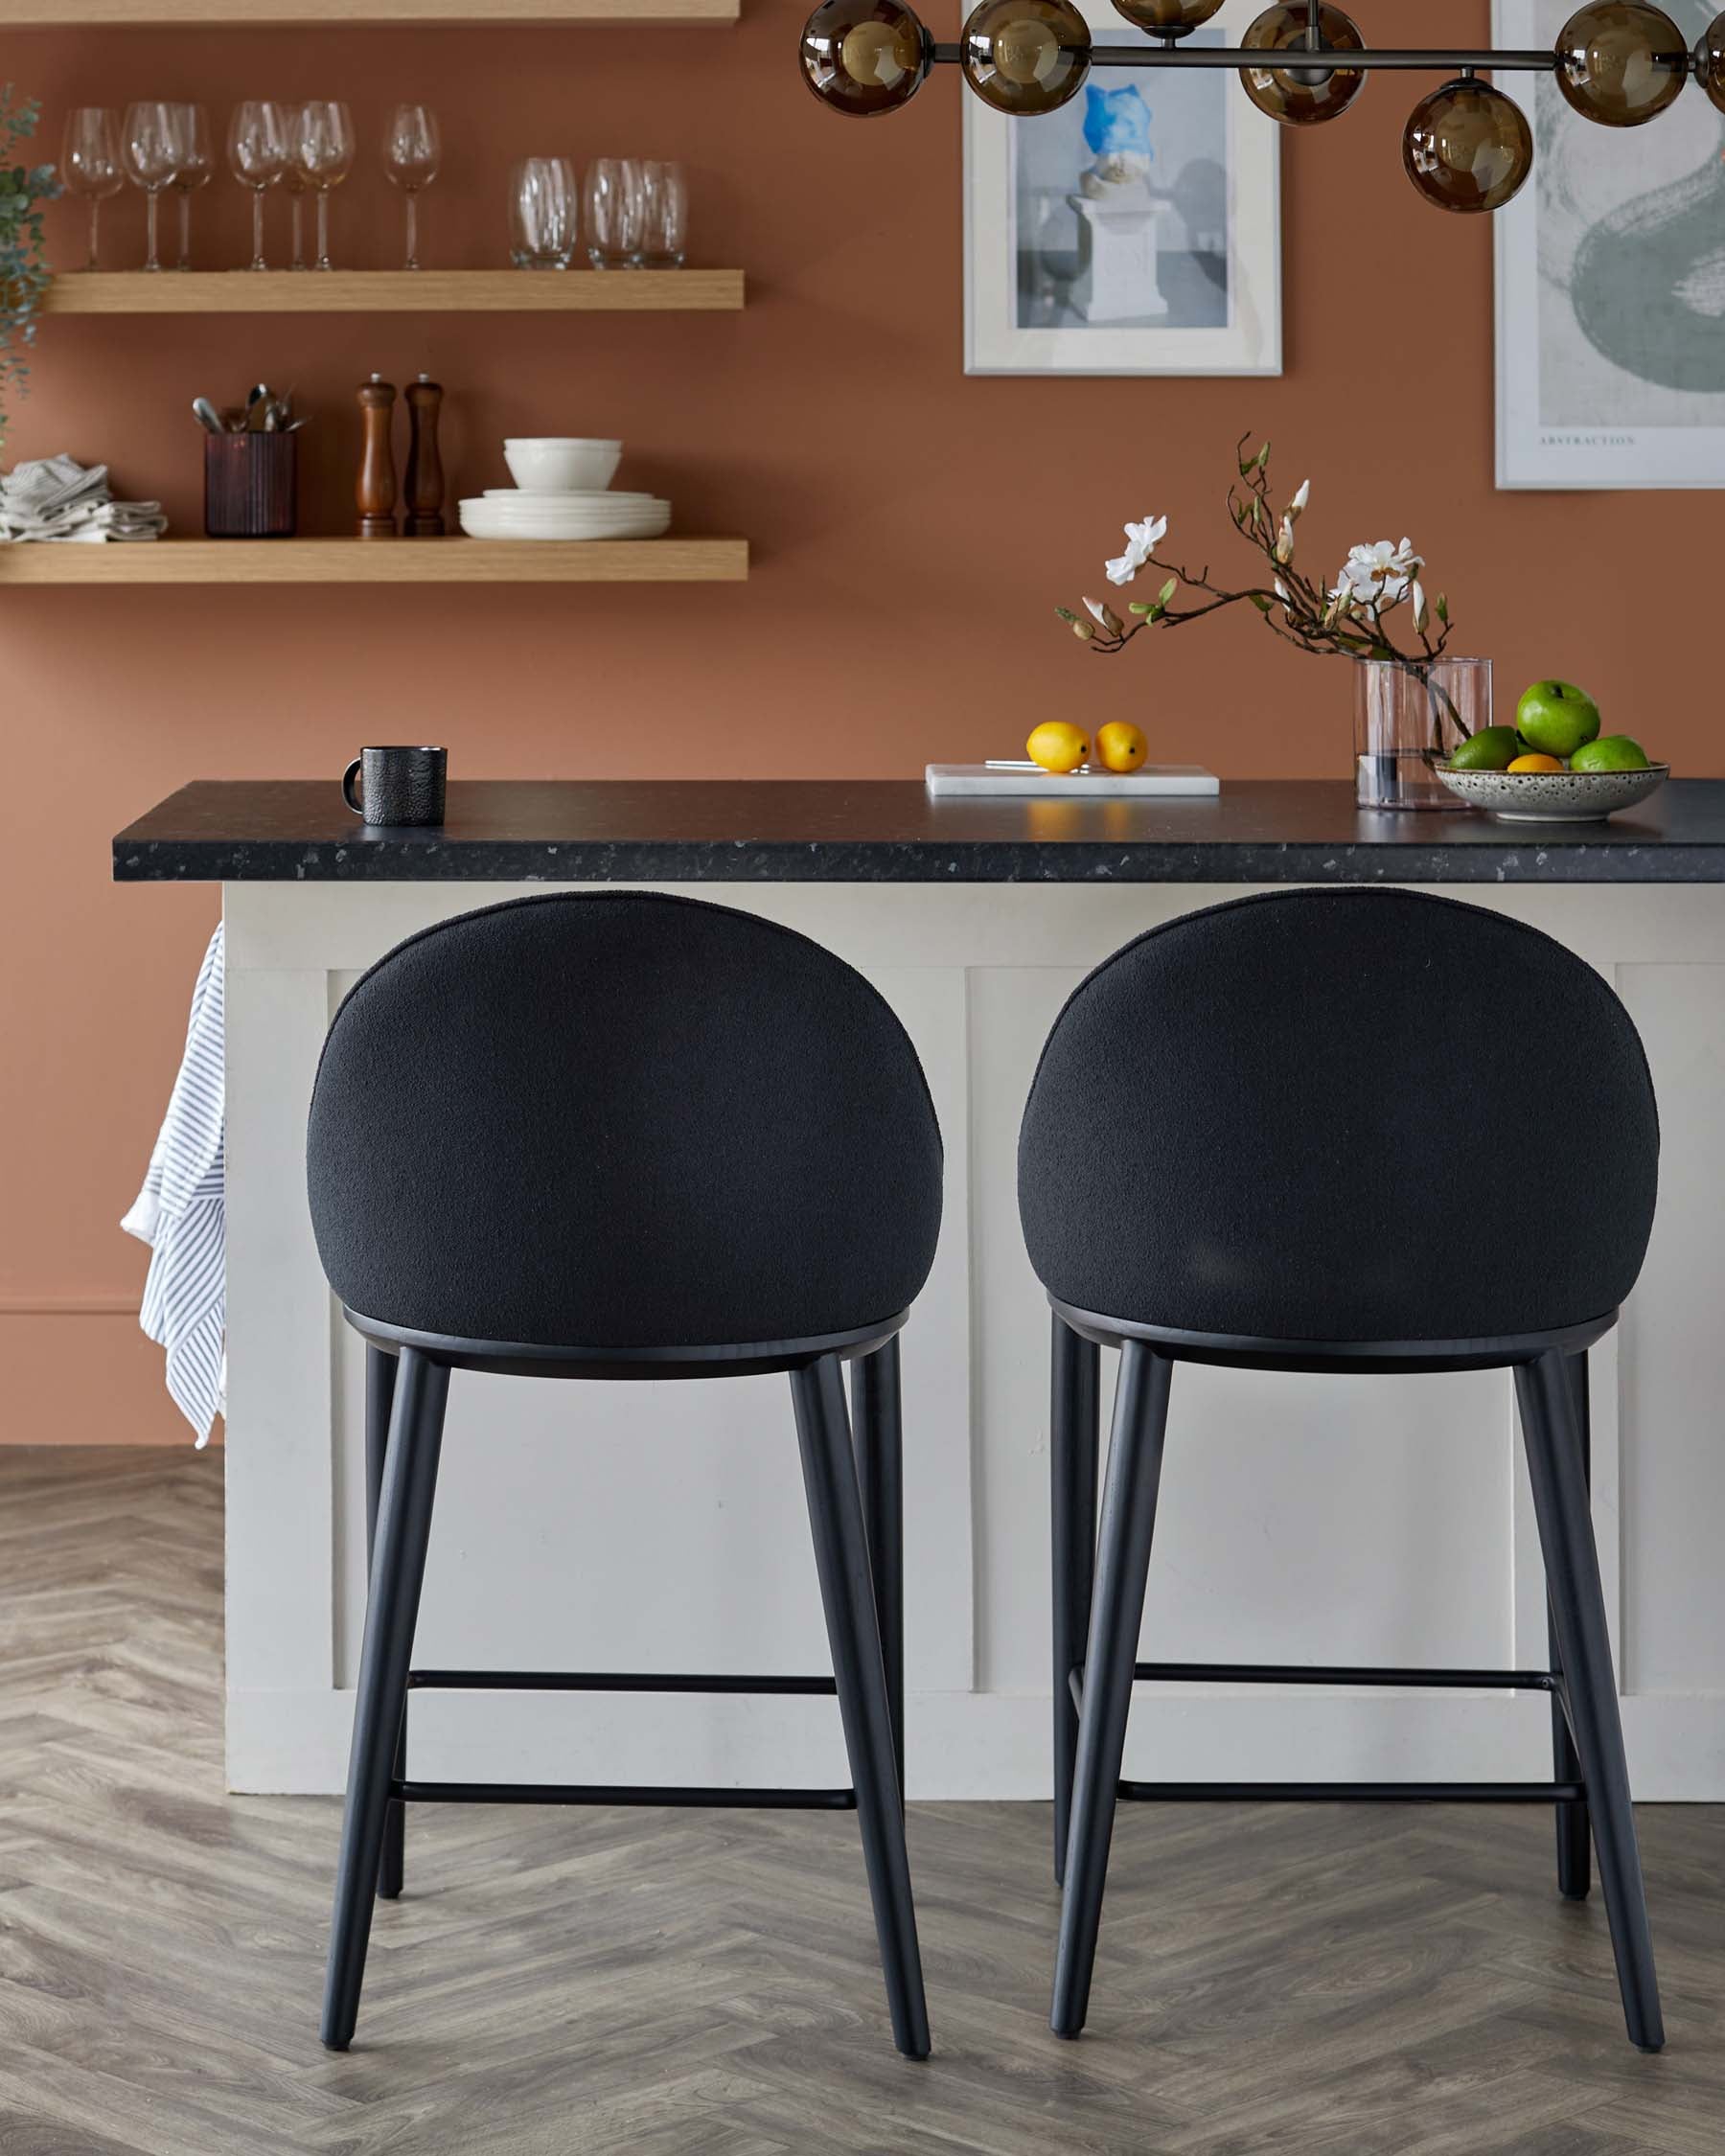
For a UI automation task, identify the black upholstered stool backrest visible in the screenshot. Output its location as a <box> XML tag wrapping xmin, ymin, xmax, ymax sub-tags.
<box><xmin>307</xmin><ymin>893</ymin><xmax>943</xmax><ymax>1351</ymax></box>
<box><xmin>1018</xmin><ymin>888</ymin><xmax>1658</xmax><ymax>1344</ymax></box>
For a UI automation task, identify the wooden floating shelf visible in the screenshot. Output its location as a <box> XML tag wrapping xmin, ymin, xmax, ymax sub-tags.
<box><xmin>5</xmin><ymin>0</ymin><xmax>733</xmax><ymax>22</ymax></box>
<box><xmin>43</xmin><ymin>269</ymin><xmax>746</xmax><ymax>316</ymax></box>
<box><xmin>0</xmin><ymin>538</ymin><xmax>748</xmax><ymax>585</ymax></box>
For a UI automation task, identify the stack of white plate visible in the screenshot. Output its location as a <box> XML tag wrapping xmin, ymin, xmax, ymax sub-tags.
<box><xmin>458</xmin><ymin>492</ymin><xmax>671</xmax><ymax>541</ymax></box>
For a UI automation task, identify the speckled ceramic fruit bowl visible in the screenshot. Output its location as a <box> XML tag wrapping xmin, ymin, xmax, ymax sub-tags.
<box><xmin>1436</xmin><ymin>763</ymin><xmax>1669</xmax><ymax>823</ymax></box>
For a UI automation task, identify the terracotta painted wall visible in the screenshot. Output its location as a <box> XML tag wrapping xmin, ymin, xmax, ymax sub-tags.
<box><xmin>0</xmin><ymin>0</ymin><xmax>1701</xmax><ymax>1442</ymax></box>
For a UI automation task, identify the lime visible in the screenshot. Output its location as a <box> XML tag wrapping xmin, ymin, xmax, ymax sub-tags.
<box><xmin>1516</xmin><ymin>679</ymin><xmax>1601</xmax><ymax>759</ymax></box>
<box><xmin>1571</xmin><ymin>735</ymin><xmax>1651</xmax><ymax>772</ymax></box>
<box><xmin>1447</xmin><ymin>725</ymin><xmax>1521</xmax><ymax>771</ymax></box>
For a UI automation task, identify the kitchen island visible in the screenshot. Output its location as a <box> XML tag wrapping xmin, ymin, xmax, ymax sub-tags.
<box><xmin>114</xmin><ymin>780</ymin><xmax>1725</xmax><ymax>1800</ymax></box>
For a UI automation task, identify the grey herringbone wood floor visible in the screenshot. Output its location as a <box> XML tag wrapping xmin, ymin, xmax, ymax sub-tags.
<box><xmin>1</xmin><ymin>1451</ymin><xmax>1722</xmax><ymax>2156</ymax></box>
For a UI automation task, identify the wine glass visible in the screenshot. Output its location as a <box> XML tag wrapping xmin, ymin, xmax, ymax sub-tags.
<box><xmin>634</xmin><ymin>160</ymin><xmax>686</xmax><ymax>268</ymax></box>
<box><xmin>383</xmin><ymin>104</ymin><xmax>440</xmax><ymax>271</ymax></box>
<box><xmin>228</xmin><ymin>100</ymin><xmax>288</xmax><ymax>271</ymax></box>
<box><xmin>584</xmin><ymin>158</ymin><xmax>643</xmax><ymax>270</ymax></box>
<box><xmin>509</xmin><ymin>157</ymin><xmax>578</xmax><ymax>268</ymax></box>
<box><xmin>169</xmin><ymin>104</ymin><xmax>213</xmax><ymax>271</ymax></box>
<box><xmin>122</xmin><ymin>102</ymin><xmax>179</xmax><ymax>273</ymax></box>
<box><xmin>278</xmin><ymin>104</ymin><xmax>309</xmax><ymax>269</ymax></box>
<box><xmin>60</xmin><ymin>108</ymin><xmax>123</xmax><ymax>272</ymax></box>
<box><xmin>297</xmin><ymin>101</ymin><xmax>355</xmax><ymax>272</ymax></box>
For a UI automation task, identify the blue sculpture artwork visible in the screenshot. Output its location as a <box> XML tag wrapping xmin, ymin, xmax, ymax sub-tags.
<box><xmin>1083</xmin><ymin>84</ymin><xmax>1154</xmax><ymax>164</ymax></box>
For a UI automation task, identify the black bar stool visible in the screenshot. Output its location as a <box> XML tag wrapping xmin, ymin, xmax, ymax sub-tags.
<box><xmin>1019</xmin><ymin>888</ymin><xmax>1665</xmax><ymax>2053</ymax></box>
<box><xmin>307</xmin><ymin>892</ymin><xmax>944</xmax><ymax>2058</ymax></box>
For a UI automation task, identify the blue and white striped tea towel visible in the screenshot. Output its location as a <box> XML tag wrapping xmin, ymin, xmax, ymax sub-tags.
<box><xmin>122</xmin><ymin>925</ymin><xmax>225</xmax><ymax>1445</ymax></box>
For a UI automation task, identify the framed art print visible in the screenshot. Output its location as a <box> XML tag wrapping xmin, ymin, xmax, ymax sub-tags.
<box><xmin>964</xmin><ymin>0</ymin><xmax>1282</xmax><ymax>377</ymax></box>
<box><xmin>1495</xmin><ymin>0</ymin><xmax>1725</xmax><ymax>487</ymax></box>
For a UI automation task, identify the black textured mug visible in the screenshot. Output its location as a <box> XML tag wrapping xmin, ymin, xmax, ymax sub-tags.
<box><xmin>342</xmin><ymin>745</ymin><xmax>448</xmax><ymax>828</ymax></box>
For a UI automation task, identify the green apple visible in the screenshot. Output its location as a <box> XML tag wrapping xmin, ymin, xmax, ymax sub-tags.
<box><xmin>1571</xmin><ymin>735</ymin><xmax>1651</xmax><ymax>772</ymax></box>
<box><xmin>1447</xmin><ymin>725</ymin><xmax>1522</xmax><ymax>771</ymax></box>
<box><xmin>1517</xmin><ymin>679</ymin><xmax>1601</xmax><ymax>759</ymax></box>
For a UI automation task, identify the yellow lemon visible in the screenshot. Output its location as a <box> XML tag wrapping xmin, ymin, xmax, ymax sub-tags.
<box><xmin>1094</xmin><ymin>722</ymin><xmax>1147</xmax><ymax>773</ymax></box>
<box><xmin>1026</xmin><ymin>722</ymin><xmax>1090</xmax><ymax>775</ymax></box>
<box><xmin>1506</xmin><ymin>752</ymin><xmax>1565</xmax><ymax>773</ymax></box>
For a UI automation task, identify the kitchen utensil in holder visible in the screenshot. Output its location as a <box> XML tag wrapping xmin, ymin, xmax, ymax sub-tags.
<box><xmin>204</xmin><ymin>430</ymin><xmax>297</xmax><ymax>538</ymax></box>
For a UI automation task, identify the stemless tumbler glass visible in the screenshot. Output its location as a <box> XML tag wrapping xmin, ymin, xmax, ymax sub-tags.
<box><xmin>384</xmin><ymin>103</ymin><xmax>441</xmax><ymax>270</ymax></box>
<box><xmin>228</xmin><ymin>100</ymin><xmax>288</xmax><ymax>271</ymax></box>
<box><xmin>297</xmin><ymin>101</ymin><xmax>356</xmax><ymax>272</ymax></box>
<box><xmin>509</xmin><ymin>156</ymin><xmax>578</xmax><ymax>268</ymax></box>
<box><xmin>122</xmin><ymin>101</ymin><xmax>179</xmax><ymax>273</ymax></box>
<box><xmin>61</xmin><ymin>108</ymin><xmax>123</xmax><ymax>272</ymax></box>
<box><xmin>584</xmin><ymin>157</ymin><xmax>642</xmax><ymax>268</ymax></box>
<box><xmin>634</xmin><ymin>160</ymin><xmax>687</xmax><ymax>267</ymax></box>
<box><xmin>169</xmin><ymin>103</ymin><xmax>213</xmax><ymax>270</ymax></box>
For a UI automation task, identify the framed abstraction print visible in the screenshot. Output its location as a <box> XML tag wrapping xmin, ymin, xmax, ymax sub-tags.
<box><xmin>1495</xmin><ymin>0</ymin><xmax>1725</xmax><ymax>487</ymax></box>
<box><xmin>963</xmin><ymin>0</ymin><xmax>1281</xmax><ymax>376</ymax></box>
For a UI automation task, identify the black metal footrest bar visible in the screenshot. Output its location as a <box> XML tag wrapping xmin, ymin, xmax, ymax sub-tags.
<box><xmin>393</xmin><ymin>1778</ymin><xmax>857</xmax><ymax>1810</ymax></box>
<box><xmin>1062</xmin><ymin>1659</ymin><xmax>1583</xmax><ymax>1805</ymax></box>
<box><xmin>405</xmin><ymin>1668</ymin><xmax>838</xmax><ymax>1696</ymax></box>
<box><xmin>1069</xmin><ymin>1660</ymin><xmax>1562</xmax><ymax>1715</ymax></box>
<box><xmin>397</xmin><ymin>1668</ymin><xmax>852</xmax><ymax>1812</ymax></box>
<box><xmin>1135</xmin><ymin>1661</ymin><xmax>1561</xmax><ymax>1691</ymax></box>
<box><xmin>1116</xmin><ymin>1779</ymin><xmax>1585</xmax><ymax>1804</ymax></box>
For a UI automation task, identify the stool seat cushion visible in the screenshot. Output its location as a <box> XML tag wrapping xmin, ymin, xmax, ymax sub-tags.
<box><xmin>308</xmin><ymin>894</ymin><xmax>943</xmax><ymax>1351</ymax></box>
<box><xmin>1018</xmin><ymin>889</ymin><xmax>1659</xmax><ymax>1344</ymax></box>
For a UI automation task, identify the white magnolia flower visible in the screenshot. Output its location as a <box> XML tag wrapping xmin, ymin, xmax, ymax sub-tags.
<box><xmin>1288</xmin><ymin>478</ymin><xmax>1310</xmax><ymax>516</ymax></box>
<box><xmin>1412</xmin><ymin>580</ymin><xmax>1429</xmax><ymax>633</ymax></box>
<box><xmin>1104</xmin><ymin>512</ymin><xmax>1168</xmax><ymax>587</ymax></box>
<box><xmin>1331</xmin><ymin>537</ymin><xmax>1423</xmax><ymax>610</ymax></box>
<box><xmin>1275</xmin><ymin>516</ymin><xmax>1295</xmax><ymax>565</ymax></box>
<box><xmin>1082</xmin><ymin>595</ymin><xmax>1121</xmax><ymax>633</ymax></box>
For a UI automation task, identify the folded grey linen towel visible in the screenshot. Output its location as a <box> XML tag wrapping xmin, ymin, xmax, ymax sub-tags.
<box><xmin>0</xmin><ymin>453</ymin><xmax>166</xmax><ymax>542</ymax></box>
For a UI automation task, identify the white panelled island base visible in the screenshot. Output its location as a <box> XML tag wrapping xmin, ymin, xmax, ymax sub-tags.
<box><xmin>113</xmin><ymin>780</ymin><xmax>1725</xmax><ymax>1800</ymax></box>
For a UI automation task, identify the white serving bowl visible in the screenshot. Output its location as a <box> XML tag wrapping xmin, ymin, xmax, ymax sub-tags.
<box><xmin>503</xmin><ymin>438</ymin><xmax>622</xmax><ymax>493</ymax></box>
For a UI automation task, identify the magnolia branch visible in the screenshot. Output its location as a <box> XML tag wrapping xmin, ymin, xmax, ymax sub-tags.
<box><xmin>1058</xmin><ymin>438</ymin><xmax>1456</xmax><ymax>675</ymax></box>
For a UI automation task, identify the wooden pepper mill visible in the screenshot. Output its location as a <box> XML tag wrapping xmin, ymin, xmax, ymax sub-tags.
<box><xmin>356</xmin><ymin>374</ymin><xmax>398</xmax><ymax>539</ymax></box>
<box><xmin>403</xmin><ymin>374</ymin><xmax>445</xmax><ymax>539</ymax></box>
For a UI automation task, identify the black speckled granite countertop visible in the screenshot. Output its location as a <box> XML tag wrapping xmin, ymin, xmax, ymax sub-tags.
<box><xmin>111</xmin><ymin>778</ymin><xmax>1725</xmax><ymax>884</ymax></box>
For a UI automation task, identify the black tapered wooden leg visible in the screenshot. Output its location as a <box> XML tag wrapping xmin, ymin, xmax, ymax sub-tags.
<box><xmin>792</xmin><ymin>1353</ymin><xmax>931</xmax><ymax>2060</ymax></box>
<box><xmin>1516</xmin><ymin>1348</ymin><xmax>1663</xmax><ymax>2053</ymax></box>
<box><xmin>1550</xmin><ymin>1347</ymin><xmax>1593</xmax><ymax>1903</ymax></box>
<box><xmin>1052</xmin><ymin>1342</ymin><xmax>1171</xmax><ymax>2041</ymax></box>
<box><xmin>322</xmin><ymin>1348</ymin><xmax>449</xmax><ymax>2052</ymax></box>
<box><xmin>1051</xmin><ymin>1313</ymin><xmax>1099</xmax><ymax>1887</ymax></box>
<box><xmin>363</xmin><ymin>1345</ymin><xmax>407</xmax><ymax>1902</ymax></box>
<box><xmin>850</xmin><ymin>1339</ymin><xmax>906</xmax><ymax>1804</ymax></box>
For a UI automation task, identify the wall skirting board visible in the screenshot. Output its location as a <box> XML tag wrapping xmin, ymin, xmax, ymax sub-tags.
<box><xmin>223</xmin><ymin>881</ymin><xmax>1725</xmax><ymax>1800</ymax></box>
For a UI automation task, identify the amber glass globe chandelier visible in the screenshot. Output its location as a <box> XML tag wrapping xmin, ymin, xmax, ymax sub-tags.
<box><xmin>799</xmin><ymin>0</ymin><xmax>1714</xmax><ymax>215</ymax></box>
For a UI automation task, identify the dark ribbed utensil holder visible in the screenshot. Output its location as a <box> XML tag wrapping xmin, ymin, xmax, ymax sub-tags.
<box><xmin>205</xmin><ymin>433</ymin><xmax>297</xmax><ymax>539</ymax></box>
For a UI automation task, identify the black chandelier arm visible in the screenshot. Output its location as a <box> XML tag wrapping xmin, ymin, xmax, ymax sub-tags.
<box><xmin>928</xmin><ymin>42</ymin><xmax>1575</xmax><ymax>72</ymax></box>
